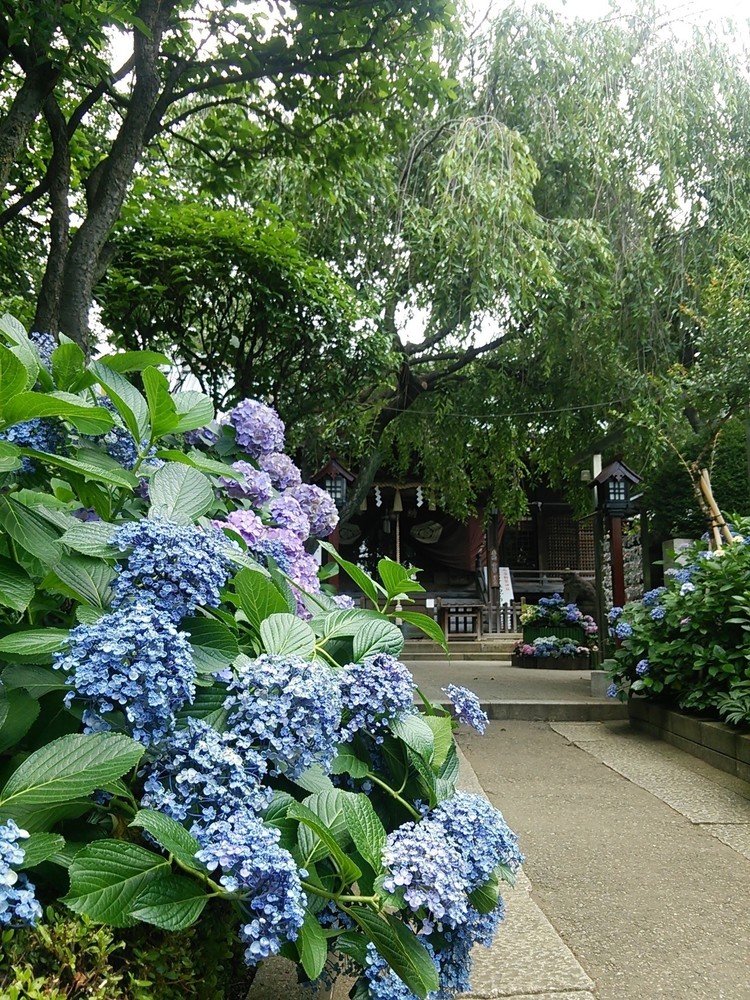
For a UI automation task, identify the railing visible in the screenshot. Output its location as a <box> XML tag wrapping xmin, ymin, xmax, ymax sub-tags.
<box><xmin>485</xmin><ymin>602</ymin><xmax>521</xmax><ymax>634</ymax></box>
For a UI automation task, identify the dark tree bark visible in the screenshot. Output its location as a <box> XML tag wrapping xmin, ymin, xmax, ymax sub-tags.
<box><xmin>57</xmin><ymin>0</ymin><xmax>176</xmax><ymax>351</ymax></box>
<box><xmin>0</xmin><ymin>61</ymin><xmax>59</xmax><ymax>194</ymax></box>
<box><xmin>33</xmin><ymin>96</ymin><xmax>69</xmax><ymax>331</ymax></box>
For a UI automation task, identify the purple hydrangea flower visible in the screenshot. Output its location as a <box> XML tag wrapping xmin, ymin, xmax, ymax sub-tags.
<box><xmin>265</xmin><ymin>495</ymin><xmax>310</xmax><ymax>540</ymax></box>
<box><xmin>442</xmin><ymin>685</ymin><xmax>488</xmax><ymax>734</ymax></box>
<box><xmin>259</xmin><ymin>452</ymin><xmax>301</xmax><ymax>490</ymax></box>
<box><xmin>332</xmin><ymin>594</ymin><xmax>356</xmax><ymax>609</ymax></box>
<box><xmin>195</xmin><ymin>813</ymin><xmax>305</xmax><ymax>964</ymax></box>
<box><xmin>111</xmin><ymin>520</ymin><xmax>235</xmax><ymax>623</ymax></box>
<box><xmin>221</xmin><ymin>510</ymin><xmax>267</xmax><ymax>549</ymax></box>
<box><xmin>223</xmin><ymin>654</ymin><xmax>341</xmax><ymax>778</ymax></box>
<box><xmin>53</xmin><ymin>605</ymin><xmax>196</xmax><ymax>746</ymax></box>
<box><xmin>230</xmin><ymin>400</ymin><xmax>285</xmax><ymax>457</ymax></box>
<box><xmin>288</xmin><ymin>483</ymin><xmax>339</xmax><ymax>538</ymax></box>
<box><xmin>219</xmin><ymin>461</ymin><xmax>274</xmax><ymax>504</ymax></box>
<box><xmin>339</xmin><ymin>653</ymin><xmax>415</xmax><ymax>743</ymax></box>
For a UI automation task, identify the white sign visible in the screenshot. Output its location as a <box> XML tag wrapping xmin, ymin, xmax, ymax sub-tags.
<box><xmin>498</xmin><ymin>566</ymin><xmax>514</xmax><ymax>606</ymax></box>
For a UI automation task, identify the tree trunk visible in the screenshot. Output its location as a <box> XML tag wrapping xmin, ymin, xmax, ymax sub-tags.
<box><xmin>33</xmin><ymin>97</ymin><xmax>70</xmax><ymax>332</ymax></box>
<box><xmin>0</xmin><ymin>62</ymin><xmax>59</xmax><ymax>195</ymax></box>
<box><xmin>56</xmin><ymin>0</ymin><xmax>172</xmax><ymax>351</ymax></box>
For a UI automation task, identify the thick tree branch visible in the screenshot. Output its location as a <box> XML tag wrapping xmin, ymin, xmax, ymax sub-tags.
<box><xmin>33</xmin><ymin>94</ymin><xmax>70</xmax><ymax>331</ymax></box>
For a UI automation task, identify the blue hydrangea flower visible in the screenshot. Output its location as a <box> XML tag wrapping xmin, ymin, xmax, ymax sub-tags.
<box><xmin>635</xmin><ymin>659</ymin><xmax>650</xmax><ymax>677</ymax></box>
<box><xmin>0</xmin><ymin>417</ymin><xmax>65</xmax><ymax>472</ymax></box>
<box><xmin>140</xmin><ymin>718</ymin><xmax>271</xmax><ymax>836</ymax></box>
<box><xmin>223</xmin><ymin>654</ymin><xmax>341</xmax><ymax>778</ymax></box>
<box><xmin>230</xmin><ymin>400</ymin><xmax>285</xmax><ymax>457</ymax></box>
<box><xmin>183</xmin><ymin>426</ymin><xmax>218</xmax><ymax>448</ymax></box>
<box><xmin>382</xmin><ymin>818</ymin><xmax>470</xmax><ymax>929</ymax></box>
<box><xmin>429</xmin><ymin>792</ymin><xmax>523</xmax><ymax>889</ymax></box>
<box><xmin>0</xmin><ymin>820</ymin><xmax>42</xmax><ymax>927</ymax></box>
<box><xmin>606</xmin><ymin>682</ymin><xmax>619</xmax><ymax>698</ymax></box>
<box><xmin>259</xmin><ymin>452</ymin><xmax>302</xmax><ymax>490</ymax></box>
<box><xmin>54</xmin><ymin>605</ymin><xmax>196</xmax><ymax>746</ymax></box>
<box><xmin>430</xmin><ymin>905</ymin><xmax>506</xmax><ymax>998</ymax></box>
<box><xmin>442</xmin><ymin>685</ymin><xmax>488</xmax><ymax>734</ymax></box>
<box><xmin>650</xmin><ymin>606</ymin><xmax>667</xmax><ymax>622</ymax></box>
<box><xmin>30</xmin><ymin>330</ymin><xmax>56</xmax><ymax>369</ymax></box>
<box><xmin>196</xmin><ymin>813</ymin><xmax>305</xmax><ymax>964</ymax></box>
<box><xmin>111</xmin><ymin>519</ymin><xmax>235</xmax><ymax>622</ymax></box>
<box><xmin>642</xmin><ymin>587</ymin><xmax>666</xmax><ymax>607</ymax></box>
<box><xmin>666</xmin><ymin>565</ymin><xmax>695</xmax><ymax>584</ymax></box>
<box><xmin>614</xmin><ymin>620</ymin><xmax>633</xmax><ymax>639</ymax></box>
<box><xmin>265</xmin><ymin>495</ymin><xmax>310</xmax><ymax>540</ymax></box>
<box><xmin>287</xmin><ymin>484</ymin><xmax>339</xmax><ymax>538</ymax></box>
<box><xmin>680</xmin><ymin>582</ymin><xmax>696</xmax><ymax>596</ymax></box>
<box><xmin>607</xmin><ymin>606</ymin><xmax>623</xmax><ymax>624</ymax></box>
<box><xmin>219</xmin><ymin>461</ymin><xmax>274</xmax><ymax>504</ymax></box>
<box><xmin>339</xmin><ymin>653</ymin><xmax>415</xmax><ymax>743</ymax></box>
<box><xmin>365</xmin><ymin>940</ymin><xmax>439</xmax><ymax>1000</ymax></box>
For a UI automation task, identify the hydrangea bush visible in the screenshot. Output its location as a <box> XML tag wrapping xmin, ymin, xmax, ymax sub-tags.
<box><xmin>606</xmin><ymin>526</ymin><xmax>750</xmax><ymax>725</ymax></box>
<box><xmin>520</xmin><ymin>593</ymin><xmax>598</xmax><ymax>640</ymax></box>
<box><xmin>0</xmin><ymin>316</ymin><xmax>521</xmax><ymax>999</ymax></box>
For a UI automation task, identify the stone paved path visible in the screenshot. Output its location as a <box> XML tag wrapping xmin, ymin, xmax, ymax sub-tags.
<box><xmin>460</xmin><ymin>720</ymin><xmax>750</xmax><ymax>1000</ymax></box>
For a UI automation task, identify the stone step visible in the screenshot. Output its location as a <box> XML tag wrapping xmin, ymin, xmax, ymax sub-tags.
<box><xmin>405</xmin><ymin>653</ymin><xmax>514</xmax><ymax>663</ymax></box>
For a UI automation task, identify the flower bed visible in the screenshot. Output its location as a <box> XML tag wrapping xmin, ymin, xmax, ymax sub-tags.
<box><xmin>511</xmin><ymin>635</ymin><xmax>591</xmax><ymax>670</ymax></box>
<box><xmin>520</xmin><ymin>594</ymin><xmax>598</xmax><ymax>646</ymax></box>
<box><xmin>606</xmin><ymin>525</ymin><xmax>750</xmax><ymax>727</ymax></box>
<box><xmin>0</xmin><ymin>320</ymin><xmax>522</xmax><ymax>999</ymax></box>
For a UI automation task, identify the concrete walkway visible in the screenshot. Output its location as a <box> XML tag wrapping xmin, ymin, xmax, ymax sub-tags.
<box><xmin>407</xmin><ymin>660</ymin><xmax>626</xmax><ymax>721</ymax></box>
<box><xmin>460</xmin><ymin>720</ymin><xmax>750</xmax><ymax>1000</ymax></box>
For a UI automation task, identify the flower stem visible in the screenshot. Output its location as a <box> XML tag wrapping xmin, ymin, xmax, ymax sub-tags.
<box><xmin>366</xmin><ymin>772</ymin><xmax>420</xmax><ymax>819</ymax></box>
<box><xmin>301</xmin><ymin>881</ymin><xmax>378</xmax><ymax>905</ymax></box>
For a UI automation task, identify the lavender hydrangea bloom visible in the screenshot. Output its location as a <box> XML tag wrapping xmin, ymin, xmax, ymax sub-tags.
<box><xmin>332</xmin><ymin>594</ymin><xmax>356</xmax><ymax>609</ymax></box>
<box><xmin>259</xmin><ymin>452</ymin><xmax>302</xmax><ymax>490</ymax></box>
<box><xmin>288</xmin><ymin>483</ymin><xmax>339</xmax><ymax>538</ymax></box>
<box><xmin>0</xmin><ymin>820</ymin><xmax>42</xmax><ymax>928</ymax></box>
<box><xmin>54</xmin><ymin>605</ymin><xmax>196</xmax><ymax>746</ymax></box>
<box><xmin>230</xmin><ymin>400</ymin><xmax>285</xmax><ymax>457</ymax></box>
<box><xmin>222</xmin><ymin>510</ymin><xmax>267</xmax><ymax>549</ymax></box>
<box><xmin>265</xmin><ymin>495</ymin><xmax>310</xmax><ymax>540</ymax></box>
<box><xmin>111</xmin><ymin>520</ymin><xmax>235</xmax><ymax>622</ymax></box>
<box><xmin>223</xmin><ymin>654</ymin><xmax>341</xmax><ymax>778</ymax></box>
<box><xmin>140</xmin><ymin>718</ymin><xmax>271</xmax><ymax>836</ymax></box>
<box><xmin>635</xmin><ymin>659</ymin><xmax>650</xmax><ymax>677</ymax></box>
<box><xmin>339</xmin><ymin>653</ymin><xmax>415</xmax><ymax>743</ymax></box>
<box><xmin>0</xmin><ymin>417</ymin><xmax>65</xmax><ymax>472</ymax></box>
<box><xmin>30</xmin><ymin>330</ymin><xmax>57</xmax><ymax>369</ymax></box>
<box><xmin>429</xmin><ymin>793</ymin><xmax>523</xmax><ymax>889</ymax></box>
<box><xmin>442</xmin><ymin>685</ymin><xmax>488</xmax><ymax>734</ymax></box>
<box><xmin>383</xmin><ymin>818</ymin><xmax>470</xmax><ymax>929</ymax></box>
<box><xmin>219</xmin><ymin>461</ymin><xmax>274</xmax><ymax>504</ymax></box>
<box><xmin>183</xmin><ymin>426</ymin><xmax>218</xmax><ymax>448</ymax></box>
<box><xmin>196</xmin><ymin>813</ymin><xmax>305</xmax><ymax>964</ymax></box>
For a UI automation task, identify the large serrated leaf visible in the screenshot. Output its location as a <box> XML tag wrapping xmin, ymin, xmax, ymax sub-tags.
<box><xmin>130</xmin><ymin>874</ymin><xmax>208</xmax><ymax>930</ymax></box>
<box><xmin>352</xmin><ymin>618</ymin><xmax>404</xmax><ymax>660</ymax></box>
<box><xmin>0</xmin><ymin>495</ymin><xmax>62</xmax><ymax>563</ymax></box>
<box><xmin>298</xmin><ymin>789</ymin><xmax>350</xmax><ymax>863</ymax></box>
<box><xmin>346</xmin><ymin>908</ymin><xmax>439</xmax><ymax>999</ymax></box>
<box><xmin>63</xmin><ymin>840</ymin><xmax>169</xmax><ymax>927</ymax></box>
<box><xmin>297</xmin><ymin>908</ymin><xmax>328</xmax><ymax>980</ymax></box>
<box><xmin>0</xmin><ymin>629</ymin><xmax>69</xmax><ymax>662</ymax></box>
<box><xmin>330</xmin><ymin>748</ymin><xmax>370</xmax><ymax>780</ymax></box>
<box><xmin>130</xmin><ymin>810</ymin><xmax>204</xmax><ymax>872</ymax></box>
<box><xmin>396</xmin><ymin>611</ymin><xmax>448</xmax><ymax>652</ymax></box>
<box><xmin>3</xmin><ymin>392</ymin><xmax>114</xmax><ymax>435</ymax></box>
<box><xmin>61</xmin><ymin>521</ymin><xmax>117</xmax><ymax>558</ymax></box>
<box><xmin>377</xmin><ymin>559</ymin><xmax>425</xmax><ymax>599</ymax></box>
<box><xmin>422</xmin><ymin>716</ymin><xmax>454</xmax><ymax>770</ymax></box>
<box><xmin>342</xmin><ymin>793</ymin><xmax>386</xmax><ymax>875</ymax></box>
<box><xmin>89</xmin><ymin>360</ymin><xmax>149</xmax><ymax>443</ymax></box>
<box><xmin>0</xmin><ymin>689</ymin><xmax>40</xmax><ymax>753</ymax></box>
<box><xmin>149</xmin><ymin>463</ymin><xmax>213</xmax><ymax>523</ymax></box>
<box><xmin>23</xmin><ymin>449</ymin><xmax>138</xmax><ymax>488</ymax></box>
<box><xmin>19</xmin><ymin>832</ymin><xmax>66</xmax><ymax>869</ymax></box>
<box><xmin>52</xmin><ymin>554</ymin><xmax>115</xmax><ymax>608</ymax></box>
<box><xmin>0</xmin><ymin>733</ymin><xmax>143</xmax><ymax>816</ymax></box>
<box><xmin>0</xmin><ymin>344</ymin><xmax>28</xmax><ymax>409</ymax></box>
<box><xmin>319</xmin><ymin>542</ymin><xmax>385</xmax><ymax>606</ymax></box>
<box><xmin>287</xmin><ymin>801</ymin><xmax>361</xmax><ymax>885</ymax></box>
<box><xmin>142</xmin><ymin>367</ymin><xmax>179</xmax><ymax>439</ymax></box>
<box><xmin>390</xmin><ymin>714</ymin><xmax>435</xmax><ymax>764</ymax></box>
<box><xmin>2</xmin><ymin>663</ymin><xmax>69</xmax><ymax>698</ymax></box>
<box><xmin>184</xmin><ymin>617</ymin><xmax>239</xmax><ymax>673</ymax></box>
<box><xmin>260</xmin><ymin>613</ymin><xmax>315</xmax><ymax>658</ymax></box>
<box><xmin>233</xmin><ymin>568</ymin><xmax>290</xmax><ymax>632</ymax></box>
<box><xmin>0</xmin><ymin>556</ymin><xmax>34</xmax><ymax>612</ymax></box>
<box><xmin>172</xmin><ymin>391</ymin><xmax>214</xmax><ymax>432</ymax></box>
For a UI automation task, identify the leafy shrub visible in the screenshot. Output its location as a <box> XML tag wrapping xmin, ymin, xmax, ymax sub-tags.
<box><xmin>0</xmin><ymin>315</ymin><xmax>522</xmax><ymax>999</ymax></box>
<box><xmin>607</xmin><ymin>523</ymin><xmax>750</xmax><ymax>725</ymax></box>
<box><xmin>520</xmin><ymin>593</ymin><xmax>598</xmax><ymax>641</ymax></box>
